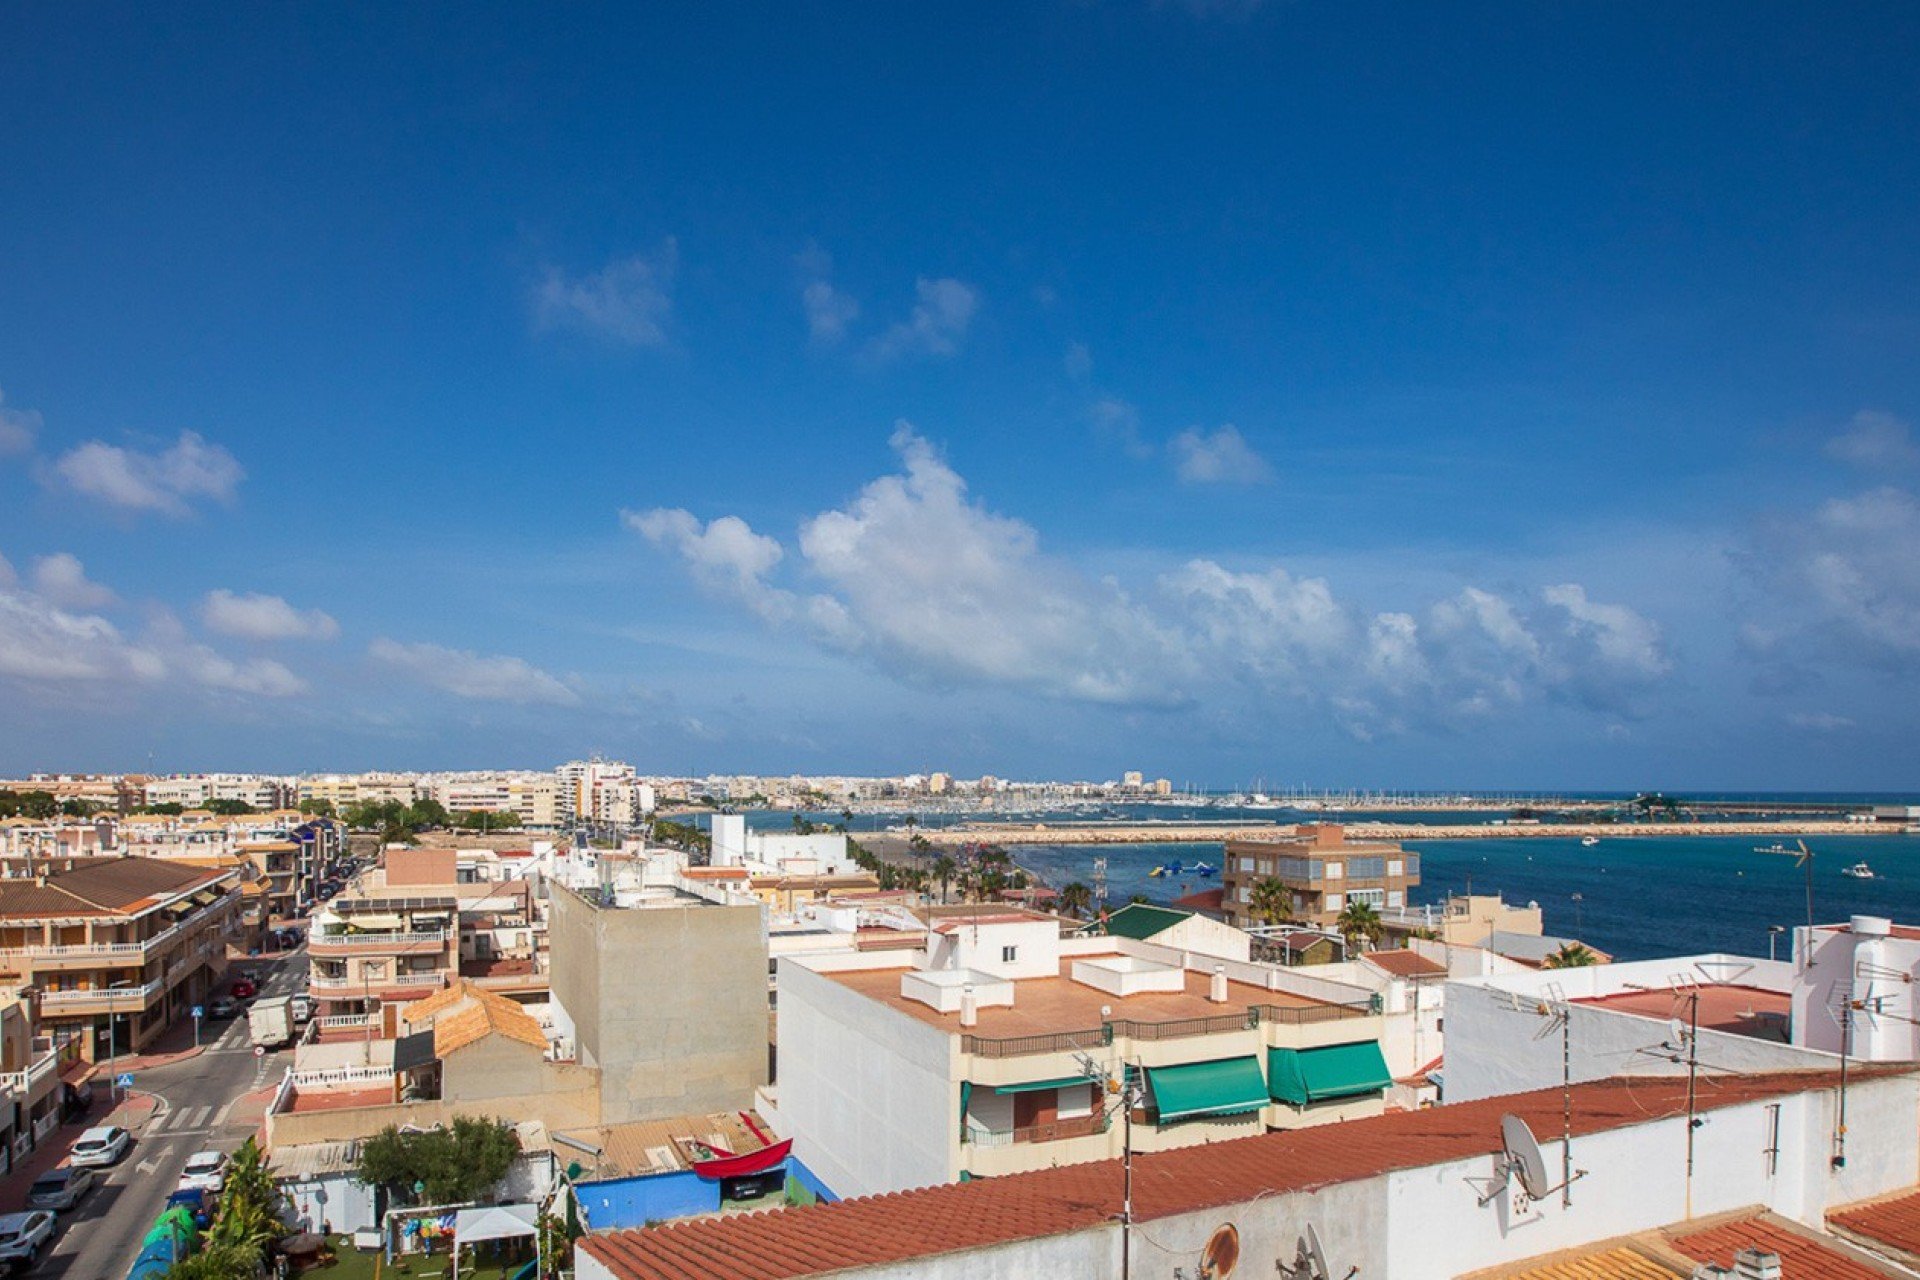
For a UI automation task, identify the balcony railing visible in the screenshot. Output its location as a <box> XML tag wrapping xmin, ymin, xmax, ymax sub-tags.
<box><xmin>38</xmin><ymin>978</ymin><xmax>165</xmax><ymax>1008</ymax></box>
<box><xmin>309</xmin><ymin>972</ymin><xmax>447</xmax><ymax>993</ymax></box>
<box><xmin>963</xmin><ymin>1113</ymin><xmax>1110</xmax><ymax>1147</ymax></box>
<box><xmin>1255</xmin><ymin>1000</ymin><xmax>1375</xmax><ymax>1023</ymax></box>
<box><xmin>288</xmin><ymin>1064</ymin><xmax>395</xmax><ymax>1090</ymax></box>
<box><xmin>961</xmin><ymin>1027</ymin><xmax>1111</xmax><ymax>1058</ymax></box>
<box><xmin>0</xmin><ymin>907</ymin><xmax>231</xmax><ymax>963</ymax></box>
<box><xmin>962</xmin><ymin>1000</ymin><xmax>1373</xmax><ymax>1057</ymax></box>
<box><xmin>0</xmin><ymin>1051</ymin><xmax>60</xmax><ymax>1095</ymax></box>
<box><xmin>309</xmin><ymin>930</ymin><xmax>449</xmax><ymax>952</ymax></box>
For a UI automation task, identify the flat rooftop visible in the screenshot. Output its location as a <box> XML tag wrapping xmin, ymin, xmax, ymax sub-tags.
<box><xmin>1574</xmin><ymin>984</ymin><xmax>1791</xmax><ymax>1042</ymax></box>
<box><xmin>827</xmin><ymin>955</ymin><xmax>1331</xmax><ymax>1038</ymax></box>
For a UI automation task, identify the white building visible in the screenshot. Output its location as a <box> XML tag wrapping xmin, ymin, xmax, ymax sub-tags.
<box><xmin>1794</xmin><ymin>915</ymin><xmax>1920</xmax><ymax>1061</ymax></box>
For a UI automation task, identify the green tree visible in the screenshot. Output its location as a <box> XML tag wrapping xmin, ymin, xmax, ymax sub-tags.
<box><xmin>1543</xmin><ymin>942</ymin><xmax>1601</xmax><ymax>969</ymax></box>
<box><xmin>298</xmin><ymin>797</ymin><xmax>337</xmax><ymax>818</ymax></box>
<box><xmin>0</xmin><ymin>790</ymin><xmax>60</xmax><ymax>820</ymax></box>
<box><xmin>1059</xmin><ymin>882</ymin><xmax>1093</xmax><ymax>918</ymax></box>
<box><xmin>160</xmin><ymin>1243</ymin><xmax>259</xmax><ymax>1280</ymax></box>
<box><xmin>140</xmin><ymin>802</ymin><xmax>186</xmax><ymax>816</ymax></box>
<box><xmin>358</xmin><ymin>1117</ymin><xmax>521</xmax><ymax>1206</ymax></box>
<box><xmin>59</xmin><ymin>798</ymin><xmax>97</xmax><ymax>818</ymax></box>
<box><xmin>1248</xmin><ymin>877</ymin><xmax>1294</xmax><ymax>927</ymax></box>
<box><xmin>931</xmin><ymin>856</ymin><xmax>956</xmax><ymax>903</ymax></box>
<box><xmin>205</xmin><ymin>799</ymin><xmax>255</xmax><ymax>816</ymax></box>
<box><xmin>1337</xmin><ymin>900</ymin><xmax>1385</xmax><ymax>953</ymax></box>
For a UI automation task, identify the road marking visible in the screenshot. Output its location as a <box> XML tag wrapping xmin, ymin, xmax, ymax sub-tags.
<box><xmin>135</xmin><ymin>1157</ymin><xmax>161</xmax><ymax>1174</ymax></box>
<box><xmin>182</xmin><ymin>1104</ymin><xmax>212</xmax><ymax>1130</ymax></box>
<box><xmin>212</xmin><ymin>1099</ymin><xmax>238</xmax><ymax>1127</ymax></box>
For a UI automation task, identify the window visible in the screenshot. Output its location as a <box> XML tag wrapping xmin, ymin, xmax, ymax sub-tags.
<box><xmin>1387</xmin><ymin>859</ymin><xmax>1403</xmax><ymax>877</ymax></box>
<box><xmin>1325</xmin><ymin>861</ymin><xmax>1343</xmax><ymax>880</ymax></box>
<box><xmin>1349</xmin><ymin>888</ymin><xmax>1385</xmax><ymax>908</ymax></box>
<box><xmin>1387</xmin><ymin>890</ymin><xmax>1403</xmax><ymax>908</ymax></box>
<box><xmin>1239</xmin><ymin>857</ymin><xmax>1253</xmax><ymax>873</ymax></box>
<box><xmin>1325</xmin><ymin>893</ymin><xmax>1344</xmax><ymax>911</ymax></box>
<box><xmin>1238</xmin><ymin>885</ymin><xmax>1252</xmax><ymax>903</ymax></box>
<box><xmin>1001</xmin><ymin>946</ymin><xmax>1018</xmax><ymax>963</ymax></box>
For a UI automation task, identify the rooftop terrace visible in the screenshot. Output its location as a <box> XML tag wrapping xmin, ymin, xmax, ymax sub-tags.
<box><xmin>1574</xmin><ymin>983</ymin><xmax>1792</xmax><ymax>1042</ymax></box>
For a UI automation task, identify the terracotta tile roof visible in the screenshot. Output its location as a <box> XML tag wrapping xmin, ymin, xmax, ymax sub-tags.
<box><xmin>1670</xmin><ymin>1214</ymin><xmax>1889</xmax><ymax>1280</ymax></box>
<box><xmin>0</xmin><ymin>857</ymin><xmax>227</xmax><ymax>919</ymax></box>
<box><xmin>1492</xmin><ymin>1246</ymin><xmax>1682</xmax><ymax>1279</ymax></box>
<box><xmin>1831</xmin><ymin>1187</ymin><xmax>1920</xmax><ymax>1260</ymax></box>
<box><xmin>1362</xmin><ymin>949</ymin><xmax>1448</xmax><ymax>978</ymax></box>
<box><xmin>398</xmin><ymin>978</ymin><xmax>547</xmax><ymax>1056</ymax></box>
<box><xmin>581</xmin><ymin>1070</ymin><xmax>1887</xmax><ymax>1280</ymax></box>
<box><xmin>1171</xmin><ymin>887</ymin><xmax>1224</xmax><ymax>914</ymax></box>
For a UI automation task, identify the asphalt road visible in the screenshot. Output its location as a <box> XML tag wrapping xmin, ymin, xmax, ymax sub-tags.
<box><xmin>35</xmin><ymin>947</ymin><xmax>307</xmax><ymax>1280</ymax></box>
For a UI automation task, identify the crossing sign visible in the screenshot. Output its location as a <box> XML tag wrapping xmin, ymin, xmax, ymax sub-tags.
<box><xmin>115</xmin><ymin>1073</ymin><xmax>133</xmax><ymax>1088</ymax></box>
<box><xmin>191</xmin><ymin>1005</ymin><xmax>204</xmax><ymax>1020</ymax></box>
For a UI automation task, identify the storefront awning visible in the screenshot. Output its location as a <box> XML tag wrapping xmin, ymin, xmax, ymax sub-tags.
<box><xmin>1268</xmin><ymin>1041</ymin><xmax>1393</xmax><ymax>1106</ymax></box>
<box><xmin>343</xmin><ymin>913</ymin><xmax>405</xmax><ymax>932</ymax></box>
<box><xmin>992</xmin><ymin>1076</ymin><xmax>1094</xmax><ymax>1095</ymax></box>
<box><xmin>1146</xmin><ymin>1056</ymin><xmax>1269</xmax><ymax>1124</ymax></box>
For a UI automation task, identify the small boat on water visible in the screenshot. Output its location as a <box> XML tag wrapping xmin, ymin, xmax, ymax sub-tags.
<box><xmin>1842</xmin><ymin>862</ymin><xmax>1877</xmax><ymax>879</ymax></box>
<box><xmin>1580</xmin><ymin>836</ymin><xmax>1600</xmax><ymax>847</ymax></box>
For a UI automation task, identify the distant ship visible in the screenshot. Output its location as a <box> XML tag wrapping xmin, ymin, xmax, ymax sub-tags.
<box><xmin>1581</xmin><ymin>836</ymin><xmax>1601</xmax><ymax>847</ymax></box>
<box><xmin>1842</xmin><ymin>862</ymin><xmax>1877</xmax><ymax>880</ymax></box>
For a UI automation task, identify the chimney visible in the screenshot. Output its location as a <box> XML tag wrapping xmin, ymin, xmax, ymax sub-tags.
<box><xmin>960</xmin><ymin>984</ymin><xmax>978</xmax><ymax>1028</ymax></box>
<box><xmin>1732</xmin><ymin>1250</ymin><xmax>1780</xmax><ymax>1280</ymax></box>
<box><xmin>1209</xmin><ymin>964</ymin><xmax>1228</xmax><ymax>1004</ymax></box>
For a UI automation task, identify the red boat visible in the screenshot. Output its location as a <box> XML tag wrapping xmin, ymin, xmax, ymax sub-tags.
<box><xmin>689</xmin><ymin>1138</ymin><xmax>793</xmax><ymax>1180</ymax></box>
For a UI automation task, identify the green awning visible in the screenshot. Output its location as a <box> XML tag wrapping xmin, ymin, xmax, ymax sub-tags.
<box><xmin>1147</xmin><ymin>1057</ymin><xmax>1269</xmax><ymax>1123</ymax></box>
<box><xmin>1268</xmin><ymin>1041</ymin><xmax>1393</xmax><ymax>1106</ymax></box>
<box><xmin>993</xmin><ymin>1076</ymin><xmax>1094</xmax><ymax>1095</ymax></box>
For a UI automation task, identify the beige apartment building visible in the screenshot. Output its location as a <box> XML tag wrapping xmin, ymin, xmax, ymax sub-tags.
<box><xmin>0</xmin><ymin>857</ymin><xmax>242</xmax><ymax>1061</ymax></box>
<box><xmin>1222</xmin><ymin>823</ymin><xmax>1421</xmax><ymax>929</ymax></box>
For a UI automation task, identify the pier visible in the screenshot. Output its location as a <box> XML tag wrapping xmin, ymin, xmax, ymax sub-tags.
<box><xmin>898</xmin><ymin>818</ymin><xmax>1903</xmax><ymax>848</ymax></box>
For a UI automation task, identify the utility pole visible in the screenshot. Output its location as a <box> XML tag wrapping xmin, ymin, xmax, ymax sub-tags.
<box><xmin>1683</xmin><ymin>990</ymin><xmax>1701</xmax><ymax>1217</ymax></box>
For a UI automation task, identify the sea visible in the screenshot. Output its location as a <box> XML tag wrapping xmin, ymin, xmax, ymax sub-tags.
<box><xmin>683</xmin><ymin>796</ymin><xmax>1920</xmax><ymax>963</ymax></box>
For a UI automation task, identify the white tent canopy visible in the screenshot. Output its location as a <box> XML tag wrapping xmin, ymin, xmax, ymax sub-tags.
<box><xmin>453</xmin><ymin>1203</ymin><xmax>537</xmax><ymax>1244</ymax></box>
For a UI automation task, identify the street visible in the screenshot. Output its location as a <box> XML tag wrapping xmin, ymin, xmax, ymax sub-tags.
<box><xmin>32</xmin><ymin>946</ymin><xmax>307</xmax><ymax>1280</ymax></box>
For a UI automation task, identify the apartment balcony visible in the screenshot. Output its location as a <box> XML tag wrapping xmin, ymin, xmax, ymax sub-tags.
<box><xmin>960</xmin><ymin>1114</ymin><xmax>1116</xmax><ymax>1177</ymax></box>
<box><xmin>309</xmin><ymin>929</ymin><xmax>450</xmax><ymax>957</ymax></box>
<box><xmin>308</xmin><ymin>972</ymin><xmax>448</xmax><ymax>998</ymax></box>
<box><xmin>37</xmin><ymin>978</ymin><xmax>166</xmax><ymax>1013</ymax></box>
<box><xmin>962</xmin><ymin>1113</ymin><xmax>1110</xmax><ymax>1148</ymax></box>
<box><xmin>0</xmin><ymin>909</ymin><xmax>230</xmax><ymax>970</ymax></box>
<box><xmin>0</xmin><ymin>1048</ymin><xmax>61</xmax><ymax>1097</ymax></box>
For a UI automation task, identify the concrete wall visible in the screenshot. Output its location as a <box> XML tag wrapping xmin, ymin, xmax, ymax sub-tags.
<box><xmin>1795</xmin><ymin>921</ymin><xmax>1920</xmax><ymax>1060</ymax></box>
<box><xmin>1444</xmin><ymin>979</ymin><xmax>1836</xmax><ymax>1104</ymax></box>
<box><xmin>442</xmin><ymin>1038</ymin><xmax>596</xmax><ymax>1106</ymax></box>
<box><xmin>548</xmin><ymin>883</ymin><xmax>768</xmax><ymax>1124</ymax></box>
<box><xmin>387</xmin><ymin>847</ymin><xmax>456</xmax><ymax>887</ymax></box>
<box><xmin>267</xmin><ymin>1086</ymin><xmax>602</xmax><ymax>1147</ymax></box>
<box><xmin>281</xmin><ymin>1172</ymin><xmax>380</xmax><ymax>1235</ymax></box>
<box><xmin>776</xmin><ymin>957</ymin><xmax>957</xmax><ymax>1198</ymax></box>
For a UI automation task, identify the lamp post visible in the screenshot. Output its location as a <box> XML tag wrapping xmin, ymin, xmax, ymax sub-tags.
<box><xmin>105</xmin><ymin>979</ymin><xmax>134</xmax><ymax>1100</ymax></box>
<box><xmin>1768</xmin><ymin>924</ymin><xmax>1787</xmax><ymax>963</ymax></box>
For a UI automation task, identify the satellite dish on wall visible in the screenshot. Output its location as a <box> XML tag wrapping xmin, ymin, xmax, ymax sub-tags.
<box><xmin>1303</xmin><ymin>1224</ymin><xmax>1330</xmax><ymax>1280</ymax></box>
<box><xmin>1666</xmin><ymin>1017</ymin><xmax>1687</xmax><ymax>1049</ymax></box>
<box><xmin>1198</xmin><ymin>1222</ymin><xmax>1239</xmax><ymax>1278</ymax></box>
<box><xmin>1286</xmin><ymin>1224</ymin><xmax>1353</xmax><ymax>1280</ymax></box>
<box><xmin>1502</xmin><ymin>1114</ymin><xmax>1552</xmax><ymax>1200</ymax></box>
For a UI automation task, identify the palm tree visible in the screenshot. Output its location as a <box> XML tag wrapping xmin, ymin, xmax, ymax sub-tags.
<box><xmin>1543</xmin><ymin>942</ymin><xmax>1600</xmax><ymax>969</ymax></box>
<box><xmin>1337</xmin><ymin>900</ymin><xmax>1384</xmax><ymax>954</ymax></box>
<box><xmin>1059</xmin><ymin>882</ymin><xmax>1093</xmax><ymax>918</ymax></box>
<box><xmin>932</xmin><ymin>855</ymin><xmax>956</xmax><ymax>903</ymax></box>
<box><xmin>1247</xmin><ymin>877</ymin><xmax>1293</xmax><ymax>926</ymax></box>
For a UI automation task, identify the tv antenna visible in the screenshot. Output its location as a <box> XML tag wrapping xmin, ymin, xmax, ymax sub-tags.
<box><xmin>1477</xmin><ymin>1114</ymin><xmax>1585</xmax><ymax>1209</ymax></box>
<box><xmin>1755</xmin><ymin>839</ymin><xmax>1815</xmax><ymax>935</ymax></box>
<box><xmin>1277</xmin><ymin>1224</ymin><xmax>1355</xmax><ymax>1280</ymax></box>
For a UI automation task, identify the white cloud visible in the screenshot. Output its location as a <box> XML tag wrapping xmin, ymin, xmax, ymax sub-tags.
<box><xmin>177</xmin><ymin>646</ymin><xmax>308</xmax><ymax>696</ymax></box>
<box><xmin>0</xmin><ymin>386</ymin><xmax>40</xmax><ymax>456</ymax></box>
<box><xmin>52</xmin><ymin>431</ymin><xmax>244</xmax><ymax>516</ymax></box>
<box><xmin>1741</xmin><ymin>484</ymin><xmax>1920</xmax><ymax>668</ymax></box>
<box><xmin>0</xmin><ymin>551</ymin><xmax>15</xmax><ymax>588</ymax></box>
<box><xmin>370</xmin><ymin>637</ymin><xmax>579</xmax><ymax>705</ymax></box>
<box><xmin>201</xmin><ymin>589</ymin><xmax>340</xmax><ymax>641</ymax></box>
<box><xmin>630</xmin><ymin>426</ymin><xmax>1675</xmax><ymax>731</ymax></box>
<box><xmin>1170</xmin><ymin>424</ymin><xmax>1273</xmax><ymax>485</ymax></box>
<box><xmin>869</xmin><ymin>278</ymin><xmax>979</xmax><ymax>360</ymax></box>
<box><xmin>796</xmin><ymin>247</ymin><xmax>860</xmax><ymax>345</ymax></box>
<box><xmin>1787</xmin><ymin>711</ymin><xmax>1856</xmax><ymax>732</ymax></box>
<box><xmin>533</xmin><ymin>242</ymin><xmax>677</xmax><ymax>346</ymax></box>
<box><xmin>1090</xmin><ymin>397</ymin><xmax>1152</xmax><ymax>459</ymax></box>
<box><xmin>29</xmin><ymin>553</ymin><xmax>116</xmax><ymax>610</ymax></box>
<box><xmin>1826</xmin><ymin>410</ymin><xmax>1919</xmax><ymax>470</ymax></box>
<box><xmin>622</xmin><ymin>507</ymin><xmax>792</xmax><ymax>621</ymax></box>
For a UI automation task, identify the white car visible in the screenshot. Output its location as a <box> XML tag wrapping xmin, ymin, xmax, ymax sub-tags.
<box><xmin>0</xmin><ymin>1210</ymin><xmax>55</xmax><ymax>1266</ymax></box>
<box><xmin>177</xmin><ymin>1150</ymin><xmax>226</xmax><ymax>1194</ymax></box>
<box><xmin>68</xmin><ymin>1125</ymin><xmax>131</xmax><ymax>1168</ymax></box>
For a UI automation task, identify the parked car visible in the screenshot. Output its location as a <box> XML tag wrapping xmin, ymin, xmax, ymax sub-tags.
<box><xmin>26</xmin><ymin>1166</ymin><xmax>94</xmax><ymax>1211</ymax></box>
<box><xmin>67</xmin><ymin>1125</ymin><xmax>130</xmax><ymax>1168</ymax></box>
<box><xmin>176</xmin><ymin>1150</ymin><xmax>226</xmax><ymax>1194</ymax></box>
<box><xmin>207</xmin><ymin>995</ymin><xmax>240</xmax><ymax>1020</ymax></box>
<box><xmin>288</xmin><ymin>993</ymin><xmax>315</xmax><ymax>1024</ymax></box>
<box><xmin>0</xmin><ymin>1210</ymin><xmax>55</xmax><ymax>1266</ymax></box>
<box><xmin>230</xmin><ymin>979</ymin><xmax>257</xmax><ymax>1000</ymax></box>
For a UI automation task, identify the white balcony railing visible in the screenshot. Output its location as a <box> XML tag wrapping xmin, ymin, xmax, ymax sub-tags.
<box><xmin>288</xmin><ymin>1064</ymin><xmax>394</xmax><ymax>1090</ymax></box>
<box><xmin>309</xmin><ymin>930</ymin><xmax>449</xmax><ymax>952</ymax></box>
<box><xmin>309</xmin><ymin>972</ymin><xmax>446</xmax><ymax>993</ymax></box>
<box><xmin>0</xmin><ymin>900</ymin><xmax>236</xmax><ymax>964</ymax></box>
<box><xmin>0</xmin><ymin>1051</ymin><xmax>61</xmax><ymax>1095</ymax></box>
<box><xmin>38</xmin><ymin>978</ymin><xmax>165</xmax><ymax>1008</ymax></box>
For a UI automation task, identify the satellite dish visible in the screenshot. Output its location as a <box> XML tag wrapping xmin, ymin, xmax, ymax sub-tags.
<box><xmin>1501</xmin><ymin>1114</ymin><xmax>1552</xmax><ymax>1201</ymax></box>
<box><xmin>1198</xmin><ymin>1222</ymin><xmax>1239</xmax><ymax>1278</ymax></box>
<box><xmin>1666</xmin><ymin>1017</ymin><xmax>1687</xmax><ymax>1047</ymax></box>
<box><xmin>1303</xmin><ymin>1224</ymin><xmax>1330</xmax><ymax>1280</ymax></box>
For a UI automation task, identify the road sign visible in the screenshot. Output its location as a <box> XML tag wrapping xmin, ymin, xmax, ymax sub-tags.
<box><xmin>115</xmin><ymin>1072</ymin><xmax>133</xmax><ymax>1088</ymax></box>
<box><xmin>254</xmin><ymin>1045</ymin><xmax>266</xmax><ymax>1058</ymax></box>
<box><xmin>191</xmin><ymin>1005</ymin><xmax>204</xmax><ymax>1019</ymax></box>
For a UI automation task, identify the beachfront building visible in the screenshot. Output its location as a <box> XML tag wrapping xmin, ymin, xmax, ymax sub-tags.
<box><xmin>0</xmin><ymin>856</ymin><xmax>242</xmax><ymax>1061</ymax></box>
<box><xmin>1377</xmin><ymin>890</ymin><xmax>1544</xmax><ymax>948</ymax></box>
<box><xmin>1221</xmin><ymin>822</ymin><xmax>1420</xmax><ymax>931</ymax></box>
<box><xmin>773</xmin><ymin>907</ymin><xmax>1391</xmax><ymax>1199</ymax></box>
<box><xmin>576</xmin><ymin>1066</ymin><xmax>1920</xmax><ymax>1280</ymax></box>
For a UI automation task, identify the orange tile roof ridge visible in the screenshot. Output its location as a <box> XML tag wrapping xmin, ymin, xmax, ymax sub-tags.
<box><xmin>581</xmin><ymin>1068</ymin><xmax>1907</xmax><ymax>1280</ymax></box>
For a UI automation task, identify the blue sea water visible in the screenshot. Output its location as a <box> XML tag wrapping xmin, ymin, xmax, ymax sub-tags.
<box><xmin>1010</xmin><ymin>834</ymin><xmax>1920</xmax><ymax>962</ymax></box>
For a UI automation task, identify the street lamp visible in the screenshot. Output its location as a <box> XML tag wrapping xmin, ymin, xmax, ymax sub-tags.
<box><xmin>1768</xmin><ymin>924</ymin><xmax>1787</xmax><ymax>963</ymax></box>
<box><xmin>105</xmin><ymin>978</ymin><xmax>134</xmax><ymax>1099</ymax></box>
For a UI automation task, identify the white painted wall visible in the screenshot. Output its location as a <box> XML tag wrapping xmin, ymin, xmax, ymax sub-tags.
<box><xmin>777</xmin><ymin>957</ymin><xmax>959</xmax><ymax>1197</ymax></box>
<box><xmin>934</xmin><ymin>919</ymin><xmax>1061</xmax><ymax>980</ymax></box>
<box><xmin>710</xmin><ymin>814</ymin><xmax>747</xmax><ymax>867</ymax></box>
<box><xmin>1794</xmin><ymin>919</ymin><xmax>1920</xmax><ymax>1060</ymax></box>
<box><xmin>748</xmin><ymin>831</ymin><xmax>852</xmax><ymax>873</ymax></box>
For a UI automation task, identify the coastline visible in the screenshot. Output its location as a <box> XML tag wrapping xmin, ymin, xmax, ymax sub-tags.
<box><xmin>899</xmin><ymin>819</ymin><xmax>1902</xmax><ymax>847</ymax></box>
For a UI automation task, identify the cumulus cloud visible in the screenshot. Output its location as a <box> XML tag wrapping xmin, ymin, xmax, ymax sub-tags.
<box><xmin>0</xmin><ymin>386</ymin><xmax>40</xmax><ymax>456</ymax></box>
<box><xmin>796</xmin><ymin>247</ymin><xmax>860</xmax><ymax>345</ymax></box>
<box><xmin>201</xmin><ymin>589</ymin><xmax>340</xmax><ymax>641</ymax></box>
<box><xmin>869</xmin><ymin>278</ymin><xmax>979</xmax><ymax>360</ymax></box>
<box><xmin>1826</xmin><ymin>410</ymin><xmax>1919</xmax><ymax>471</ymax></box>
<box><xmin>627</xmin><ymin>425</ymin><xmax>1673</xmax><ymax>732</ymax></box>
<box><xmin>370</xmin><ymin>637</ymin><xmax>579</xmax><ymax>705</ymax></box>
<box><xmin>29</xmin><ymin>553</ymin><xmax>116</xmax><ymax>610</ymax></box>
<box><xmin>176</xmin><ymin>646</ymin><xmax>308</xmax><ymax>696</ymax></box>
<box><xmin>533</xmin><ymin>242</ymin><xmax>677</xmax><ymax>346</ymax></box>
<box><xmin>1063</xmin><ymin>342</ymin><xmax>1093</xmax><ymax>381</ymax></box>
<box><xmin>1739</xmin><ymin>482</ymin><xmax>1920</xmax><ymax>669</ymax></box>
<box><xmin>53</xmin><ymin>431</ymin><xmax>244</xmax><ymax>516</ymax></box>
<box><xmin>1170</xmin><ymin>424</ymin><xmax>1273</xmax><ymax>485</ymax></box>
<box><xmin>1090</xmin><ymin>397</ymin><xmax>1152</xmax><ymax>459</ymax></box>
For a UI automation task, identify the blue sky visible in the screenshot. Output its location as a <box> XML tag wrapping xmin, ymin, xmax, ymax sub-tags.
<box><xmin>2</xmin><ymin>3</ymin><xmax>1917</xmax><ymax>788</ymax></box>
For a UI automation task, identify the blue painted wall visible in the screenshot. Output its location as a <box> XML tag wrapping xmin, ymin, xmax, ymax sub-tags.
<box><xmin>784</xmin><ymin>1157</ymin><xmax>838</xmax><ymax>1204</ymax></box>
<box><xmin>575</xmin><ymin>1171</ymin><xmax>717</xmax><ymax>1230</ymax></box>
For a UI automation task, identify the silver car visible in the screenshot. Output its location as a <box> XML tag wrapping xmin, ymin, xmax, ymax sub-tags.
<box><xmin>67</xmin><ymin>1126</ymin><xmax>130</xmax><ymax>1168</ymax></box>
<box><xmin>26</xmin><ymin>1166</ymin><xmax>93</xmax><ymax>1212</ymax></box>
<box><xmin>0</xmin><ymin>1210</ymin><xmax>55</xmax><ymax>1267</ymax></box>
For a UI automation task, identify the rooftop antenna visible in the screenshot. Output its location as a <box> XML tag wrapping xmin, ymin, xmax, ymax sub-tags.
<box><xmin>1279</xmin><ymin>1223</ymin><xmax>1355</xmax><ymax>1280</ymax></box>
<box><xmin>1756</xmin><ymin>840</ymin><xmax>1815</xmax><ymax>937</ymax></box>
<box><xmin>1478</xmin><ymin>1113</ymin><xmax>1584</xmax><ymax>1209</ymax></box>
